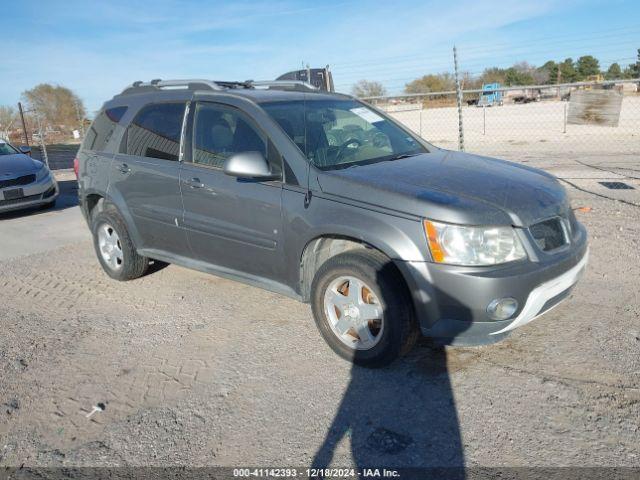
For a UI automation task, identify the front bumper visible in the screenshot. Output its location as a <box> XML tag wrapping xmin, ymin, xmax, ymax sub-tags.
<box><xmin>489</xmin><ymin>249</ymin><xmax>588</xmax><ymax>335</ymax></box>
<box><xmin>0</xmin><ymin>173</ymin><xmax>59</xmax><ymax>213</ymax></box>
<box><xmin>396</xmin><ymin>223</ymin><xmax>588</xmax><ymax>345</ymax></box>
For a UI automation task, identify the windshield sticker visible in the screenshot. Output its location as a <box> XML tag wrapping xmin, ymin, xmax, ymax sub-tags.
<box><xmin>350</xmin><ymin>107</ymin><xmax>384</xmax><ymax>124</ymax></box>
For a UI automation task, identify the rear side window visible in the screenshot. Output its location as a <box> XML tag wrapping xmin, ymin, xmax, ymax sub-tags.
<box><xmin>83</xmin><ymin>106</ymin><xmax>128</xmax><ymax>152</ymax></box>
<box><xmin>124</xmin><ymin>102</ymin><xmax>186</xmax><ymax>161</ymax></box>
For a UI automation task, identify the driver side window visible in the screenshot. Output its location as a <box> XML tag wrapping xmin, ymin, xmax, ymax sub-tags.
<box><xmin>192</xmin><ymin>103</ymin><xmax>281</xmax><ymax>177</ymax></box>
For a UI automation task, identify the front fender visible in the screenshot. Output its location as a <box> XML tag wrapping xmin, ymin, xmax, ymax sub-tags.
<box><xmin>282</xmin><ymin>187</ymin><xmax>430</xmax><ymax>293</ymax></box>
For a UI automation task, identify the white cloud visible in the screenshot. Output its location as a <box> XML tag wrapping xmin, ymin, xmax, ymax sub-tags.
<box><xmin>0</xmin><ymin>0</ymin><xmax>588</xmax><ymax>110</ymax></box>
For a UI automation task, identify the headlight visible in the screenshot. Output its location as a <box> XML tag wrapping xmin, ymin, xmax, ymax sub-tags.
<box><xmin>35</xmin><ymin>164</ymin><xmax>50</xmax><ymax>181</ymax></box>
<box><xmin>424</xmin><ymin>220</ymin><xmax>527</xmax><ymax>266</ymax></box>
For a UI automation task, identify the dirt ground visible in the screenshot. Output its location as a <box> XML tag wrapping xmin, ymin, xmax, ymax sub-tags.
<box><xmin>0</xmin><ymin>153</ymin><xmax>639</xmax><ymax>471</ymax></box>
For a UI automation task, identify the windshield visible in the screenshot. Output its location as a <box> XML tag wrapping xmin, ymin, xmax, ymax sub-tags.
<box><xmin>0</xmin><ymin>141</ymin><xmax>19</xmax><ymax>156</ymax></box>
<box><xmin>261</xmin><ymin>99</ymin><xmax>428</xmax><ymax>170</ymax></box>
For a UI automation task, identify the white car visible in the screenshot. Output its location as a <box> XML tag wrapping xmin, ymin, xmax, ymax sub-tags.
<box><xmin>0</xmin><ymin>140</ymin><xmax>58</xmax><ymax>213</ymax></box>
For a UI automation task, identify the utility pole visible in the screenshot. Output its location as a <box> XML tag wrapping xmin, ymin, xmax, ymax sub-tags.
<box><xmin>453</xmin><ymin>45</ymin><xmax>465</xmax><ymax>152</ymax></box>
<box><xmin>18</xmin><ymin>102</ymin><xmax>30</xmax><ymax>147</ymax></box>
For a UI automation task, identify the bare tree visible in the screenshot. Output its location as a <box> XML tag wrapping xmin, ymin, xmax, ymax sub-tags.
<box><xmin>351</xmin><ymin>80</ymin><xmax>387</xmax><ymax>98</ymax></box>
<box><xmin>22</xmin><ymin>84</ymin><xmax>86</xmax><ymax>130</ymax></box>
<box><xmin>0</xmin><ymin>105</ymin><xmax>16</xmax><ymax>140</ymax></box>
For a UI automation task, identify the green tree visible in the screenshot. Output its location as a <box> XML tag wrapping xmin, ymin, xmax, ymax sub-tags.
<box><xmin>351</xmin><ymin>80</ymin><xmax>387</xmax><ymax>98</ymax></box>
<box><xmin>22</xmin><ymin>84</ymin><xmax>86</xmax><ymax>127</ymax></box>
<box><xmin>539</xmin><ymin>60</ymin><xmax>558</xmax><ymax>84</ymax></box>
<box><xmin>558</xmin><ymin>58</ymin><xmax>578</xmax><ymax>83</ymax></box>
<box><xmin>626</xmin><ymin>48</ymin><xmax>640</xmax><ymax>78</ymax></box>
<box><xmin>504</xmin><ymin>67</ymin><xmax>534</xmax><ymax>86</ymax></box>
<box><xmin>576</xmin><ymin>55</ymin><xmax>601</xmax><ymax>79</ymax></box>
<box><xmin>605</xmin><ymin>63</ymin><xmax>622</xmax><ymax>80</ymax></box>
<box><xmin>404</xmin><ymin>73</ymin><xmax>455</xmax><ymax>94</ymax></box>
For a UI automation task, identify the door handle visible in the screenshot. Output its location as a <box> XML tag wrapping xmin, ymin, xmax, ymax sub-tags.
<box><xmin>185</xmin><ymin>177</ymin><xmax>204</xmax><ymax>189</ymax></box>
<box><xmin>117</xmin><ymin>163</ymin><xmax>131</xmax><ymax>174</ymax></box>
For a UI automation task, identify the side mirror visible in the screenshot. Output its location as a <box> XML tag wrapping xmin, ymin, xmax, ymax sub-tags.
<box><xmin>223</xmin><ymin>151</ymin><xmax>279</xmax><ymax>180</ymax></box>
<box><xmin>20</xmin><ymin>146</ymin><xmax>32</xmax><ymax>155</ymax></box>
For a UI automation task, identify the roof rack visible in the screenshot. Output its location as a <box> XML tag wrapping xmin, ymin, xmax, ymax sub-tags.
<box><xmin>119</xmin><ymin>78</ymin><xmax>320</xmax><ymax>96</ymax></box>
<box><xmin>120</xmin><ymin>79</ymin><xmax>224</xmax><ymax>95</ymax></box>
<box><xmin>249</xmin><ymin>80</ymin><xmax>319</xmax><ymax>92</ymax></box>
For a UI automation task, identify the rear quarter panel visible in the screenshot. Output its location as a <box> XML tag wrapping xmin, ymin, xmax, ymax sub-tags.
<box><xmin>78</xmin><ymin>101</ymin><xmax>136</xmax><ymax>219</ymax></box>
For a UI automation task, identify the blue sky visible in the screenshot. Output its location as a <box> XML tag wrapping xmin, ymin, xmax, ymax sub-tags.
<box><xmin>1</xmin><ymin>0</ymin><xmax>638</xmax><ymax>113</ymax></box>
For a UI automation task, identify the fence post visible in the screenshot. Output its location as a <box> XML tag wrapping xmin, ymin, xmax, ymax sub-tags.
<box><xmin>453</xmin><ymin>45</ymin><xmax>465</xmax><ymax>151</ymax></box>
<box><xmin>35</xmin><ymin>113</ymin><xmax>49</xmax><ymax>167</ymax></box>
<box><xmin>563</xmin><ymin>102</ymin><xmax>567</xmax><ymax>134</ymax></box>
<box><xmin>483</xmin><ymin>106</ymin><xmax>486</xmax><ymax>135</ymax></box>
<box><xmin>74</xmin><ymin>99</ymin><xmax>85</xmax><ymax>139</ymax></box>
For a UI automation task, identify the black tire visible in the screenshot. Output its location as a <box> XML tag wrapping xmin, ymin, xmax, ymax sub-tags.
<box><xmin>310</xmin><ymin>249</ymin><xmax>418</xmax><ymax>368</ymax></box>
<box><xmin>91</xmin><ymin>209</ymin><xmax>148</xmax><ymax>281</ymax></box>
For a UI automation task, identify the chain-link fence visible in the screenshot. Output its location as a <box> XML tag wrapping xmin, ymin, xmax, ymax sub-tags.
<box><xmin>366</xmin><ymin>79</ymin><xmax>640</xmax><ymax>157</ymax></box>
<box><xmin>4</xmin><ymin>104</ymin><xmax>83</xmax><ymax>170</ymax></box>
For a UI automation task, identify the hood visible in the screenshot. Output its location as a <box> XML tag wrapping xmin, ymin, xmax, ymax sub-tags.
<box><xmin>0</xmin><ymin>154</ymin><xmax>43</xmax><ymax>176</ymax></box>
<box><xmin>317</xmin><ymin>150</ymin><xmax>569</xmax><ymax>227</ymax></box>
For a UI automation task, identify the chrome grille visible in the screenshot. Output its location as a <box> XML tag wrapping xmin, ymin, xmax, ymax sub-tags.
<box><xmin>0</xmin><ymin>174</ymin><xmax>36</xmax><ymax>189</ymax></box>
<box><xmin>530</xmin><ymin>217</ymin><xmax>568</xmax><ymax>252</ymax></box>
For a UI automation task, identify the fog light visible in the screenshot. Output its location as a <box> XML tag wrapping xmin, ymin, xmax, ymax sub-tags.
<box><xmin>487</xmin><ymin>298</ymin><xmax>518</xmax><ymax>321</ymax></box>
<box><xmin>43</xmin><ymin>186</ymin><xmax>56</xmax><ymax>198</ymax></box>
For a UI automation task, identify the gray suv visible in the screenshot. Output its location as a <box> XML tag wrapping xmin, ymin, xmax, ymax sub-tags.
<box><xmin>77</xmin><ymin>79</ymin><xmax>588</xmax><ymax>367</ymax></box>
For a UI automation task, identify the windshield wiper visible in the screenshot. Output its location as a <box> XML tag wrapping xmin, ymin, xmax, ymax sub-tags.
<box><xmin>386</xmin><ymin>153</ymin><xmax>420</xmax><ymax>161</ymax></box>
<box><xmin>328</xmin><ymin>152</ymin><xmax>421</xmax><ymax>171</ymax></box>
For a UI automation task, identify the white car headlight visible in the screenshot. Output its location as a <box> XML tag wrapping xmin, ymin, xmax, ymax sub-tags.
<box><xmin>35</xmin><ymin>164</ymin><xmax>50</xmax><ymax>181</ymax></box>
<box><xmin>424</xmin><ymin>220</ymin><xmax>527</xmax><ymax>266</ymax></box>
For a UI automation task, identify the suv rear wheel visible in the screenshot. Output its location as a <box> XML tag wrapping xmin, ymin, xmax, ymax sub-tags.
<box><xmin>91</xmin><ymin>209</ymin><xmax>148</xmax><ymax>281</ymax></box>
<box><xmin>311</xmin><ymin>249</ymin><xmax>418</xmax><ymax>367</ymax></box>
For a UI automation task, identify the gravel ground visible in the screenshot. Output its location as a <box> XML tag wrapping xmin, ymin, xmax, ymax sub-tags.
<box><xmin>0</xmin><ymin>155</ymin><xmax>639</xmax><ymax>470</ymax></box>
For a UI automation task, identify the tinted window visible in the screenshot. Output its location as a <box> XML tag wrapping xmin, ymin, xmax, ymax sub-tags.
<box><xmin>192</xmin><ymin>103</ymin><xmax>281</xmax><ymax>176</ymax></box>
<box><xmin>125</xmin><ymin>103</ymin><xmax>186</xmax><ymax>161</ymax></box>
<box><xmin>262</xmin><ymin>99</ymin><xmax>427</xmax><ymax>170</ymax></box>
<box><xmin>83</xmin><ymin>106</ymin><xmax>128</xmax><ymax>152</ymax></box>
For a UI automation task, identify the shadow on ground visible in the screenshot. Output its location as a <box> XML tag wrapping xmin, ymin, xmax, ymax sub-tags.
<box><xmin>312</xmin><ymin>259</ymin><xmax>470</xmax><ymax>475</ymax></box>
<box><xmin>312</xmin><ymin>342</ymin><xmax>466</xmax><ymax>475</ymax></box>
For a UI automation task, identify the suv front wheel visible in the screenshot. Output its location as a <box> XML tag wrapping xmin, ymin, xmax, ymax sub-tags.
<box><xmin>311</xmin><ymin>249</ymin><xmax>418</xmax><ymax>367</ymax></box>
<box><xmin>91</xmin><ymin>209</ymin><xmax>149</xmax><ymax>281</ymax></box>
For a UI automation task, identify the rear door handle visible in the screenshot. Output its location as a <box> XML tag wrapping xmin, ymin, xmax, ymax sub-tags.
<box><xmin>117</xmin><ymin>163</ymin><xmax>131</xmax><ymax>174</ymax></box>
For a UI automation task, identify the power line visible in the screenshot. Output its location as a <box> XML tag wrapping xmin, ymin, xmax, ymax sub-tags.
<box><xmin>328</xmin><ymin>25</ymin><xmax>639</xmax><ymax>69</ymax></box>
<box><xmin>331</xmin><ymin>26</ymin><xmax>640</xmax><ymax>67</ymax></box>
